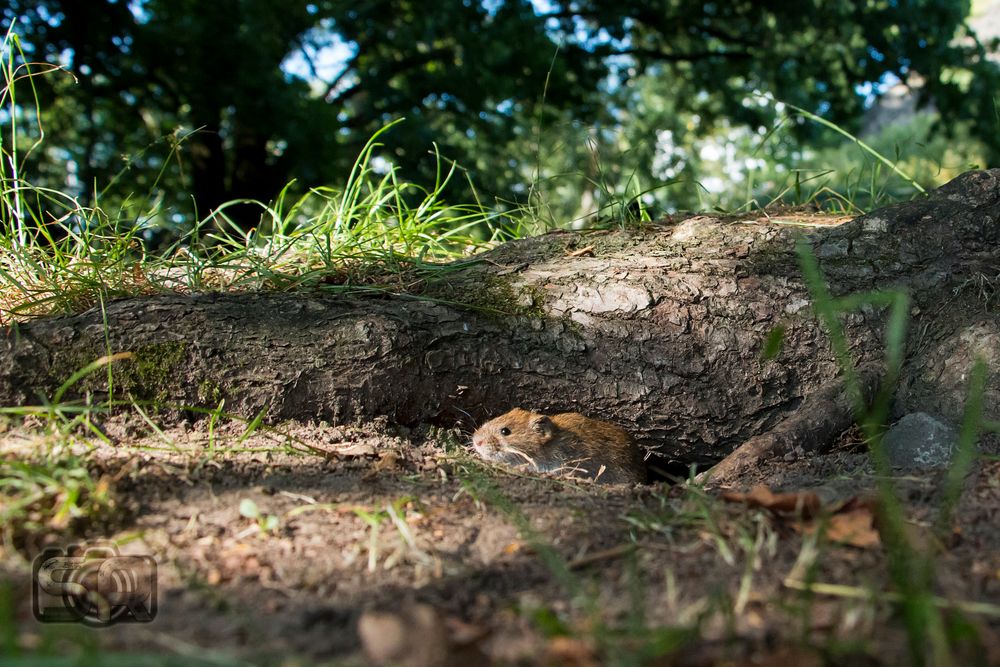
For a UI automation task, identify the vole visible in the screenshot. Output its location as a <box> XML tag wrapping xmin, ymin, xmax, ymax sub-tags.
<box><xmin>471</xmin><ymin>408</ymin><xmax>646</xmax><ymax>484</ymax></box>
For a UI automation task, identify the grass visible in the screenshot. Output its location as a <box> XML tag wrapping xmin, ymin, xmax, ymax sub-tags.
<box><xmin>459</xmin><ymin>459</ymin><xmax>864</xmax><ymax>664</ymax></box>
<box><xmin>794</xmin><ymin>239</ymin><xmax>994</xmax><ymax>665</ymax></box>
<box><xmin>0</xmin><ymin>116</ymin><xmax>511</xmax><ymax>324</ymax></box>
<box><xmin>0</xmin><ymin>353</ymin><xmax>132</xmax><ymax>559</ymax></box>
<box><xmin>0</xmin><ymin>345</ymin><xmax>343</xmax><ymax>563</ymax></box>
<box><xmin>0</xmin><ymin>444</ymin><xmax>114</xmax><ymax>557</ymax></box>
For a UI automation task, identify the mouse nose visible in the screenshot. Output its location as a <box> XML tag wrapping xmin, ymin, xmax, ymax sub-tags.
<box><xmin>472</xmin><ymin>434</ymin><xmax>491</xmax><ymax>452</ymax></box>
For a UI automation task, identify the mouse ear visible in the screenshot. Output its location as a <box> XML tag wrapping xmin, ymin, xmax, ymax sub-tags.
<box><xmin>531</xmin><ymin>415</ymin><xmax>554</xmax><ymax>436</ymax></box>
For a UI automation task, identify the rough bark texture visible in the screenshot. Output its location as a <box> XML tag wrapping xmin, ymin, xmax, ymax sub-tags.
<box><xmin>3</xmin><ymin>170</ymin><xmax>1000</xmax><ymax>467</ymax></box>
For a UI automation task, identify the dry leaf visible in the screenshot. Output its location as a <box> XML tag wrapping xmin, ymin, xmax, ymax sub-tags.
<box><xmin>722</xmin><ymin>484</ymin><xmax>821</xmax><ymax>518</ymax></box>
<box><xmin>724</xmin><ymin>486</ymin><xmax>882</xmax><ymax>547</ymax></box>
<box><xmin>502</xmin><ymin>541</ymin><xmax>522</xmax><ymax>555</ymax></box>
<box><xmin>820</xmin><ymin>509</ymin><xmax>881</xmax><ymax>548</ymax></box>
<box><xmin>796</xmin><ymin>496</ymin><xmax>881</xmax><ymax>548</ymax></box>
<box><xmin>374</xmin><ymin>450</ymin><xmax>400</xmax><ymax>471</ymax></box>
<box><xmin>363</xmin><ymin>450</ymin><xmax>401</xmax><ymax>481</ymax></box>
<box><xmin>132</xmin><ymin>262</ymin><xmax>146</xmax><ymax>286</ymax></box>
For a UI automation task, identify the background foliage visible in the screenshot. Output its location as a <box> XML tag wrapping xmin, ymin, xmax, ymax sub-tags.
<box><xmin>2</xmin><ymin>0</ymin><xmax>998</xmax><ymax>236</ymax></box>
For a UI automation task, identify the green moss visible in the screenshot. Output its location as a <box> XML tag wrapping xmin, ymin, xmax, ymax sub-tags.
<box><xmin>197</xmin><ymin>379</ymin><xmax>222</xmax><ymax>404</ymax></box>
<box><xmin>49</xmin><ymin>348</ymin><xmax>105</xmax><ymax>395</ymax></box>
<box><xmin>47</xmin><ymin>340</ymin><xmax>188</xmax><ymax>403</ymax></box>
<box><xmin>130</xmin><ymin>341</ymin><xmax>186</xmax><ymax>390</ymax></box>
<box><xmin>61</xmin><ymin>341</ymin><xmax>186</xmax><ymax>401</ymax></box>
<box><xmin>427</xmin><ymin>273</ymin><xmax>546</xmax><ymax>318</ymax></box>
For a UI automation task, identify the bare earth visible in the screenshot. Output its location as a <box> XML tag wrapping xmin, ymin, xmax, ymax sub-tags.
<box><xmin>3</xmin><ymin>413</ymin><xmax>1000</xmax><ymax>666</ymax></box>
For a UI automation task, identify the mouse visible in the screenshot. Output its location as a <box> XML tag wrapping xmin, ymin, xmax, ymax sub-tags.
<box><xmin>471</xmin><ymin>408</ymin><xmax>646</xmax><ymax>484</ymax></box>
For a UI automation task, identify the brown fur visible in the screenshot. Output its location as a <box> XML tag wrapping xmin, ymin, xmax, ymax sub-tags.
<box><xmin>471</xmin><ymin>408</ymin><xmax>646</xmax><ymax>484</ymax></box>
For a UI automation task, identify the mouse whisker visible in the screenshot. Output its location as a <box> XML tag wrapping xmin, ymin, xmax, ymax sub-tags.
<box><xmin>451</xmin><ymin>406</ymin><xmax>476</xmax><ymax>428</ymax></box>
<box><xmin>503</xmin><ymin>447</ymin><xmax>538</xmax><ymax>469</ymax></box>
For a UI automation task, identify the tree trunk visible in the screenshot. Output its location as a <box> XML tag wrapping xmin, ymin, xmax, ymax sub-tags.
<box><xmin>3</xmin><ymin>170</ymin><xmax>1000</xmax><ymax>466</ymax></box>
<box><xmin>187</xmin><ymin>129</ymin><xmax>229</xmax><ymax>223</ymax></box>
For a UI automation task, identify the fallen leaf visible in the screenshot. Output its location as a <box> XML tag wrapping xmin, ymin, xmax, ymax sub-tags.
<box><xmin>722</xmin><ymin>484</ymin><xmax>821</xmax><ymax>518</ymax></box>
<box><xmin>363</xmin><ymin>450</ymin><xmax>401</xmax><ymax>481</ymax></box>
<box><xmin>375</xmin><ymin>450</ymin><xmax>400</xmax><ymax>470</ymax></box>
<box><xmin>724</xmin><ymin>487</ymin><xmax>883</xmax><ymax>547</ymax></box>
<box><xmin>132</xmin><ymin>262</ymin><xmax>146</xmax><ymax>286</ymax></box>
<box><xmin>797</xmin><ymin>496</ymin><xmax>881</xmax><ymax>548</ymax></box>
<box><xmin>502</xmin><ymin>541</ymin><xmax>522</xmax><ymax>555</ymax></box>
<box><xmin>817</xmin><ymin>509</ymin><xmax>881</xmax><ymax>548</ymax></box>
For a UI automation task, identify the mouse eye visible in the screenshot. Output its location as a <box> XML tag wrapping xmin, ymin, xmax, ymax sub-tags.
<box><xmin>499</xmin><ymin>427</ymin><xmax>511</xmax><ymax>436</ymax></box>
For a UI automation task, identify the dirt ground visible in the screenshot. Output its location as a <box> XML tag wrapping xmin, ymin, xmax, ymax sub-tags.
<box><xmin>3</xmin><ymin>413</ymin><xmax>1000</xmax><ymax>666</ymax></box>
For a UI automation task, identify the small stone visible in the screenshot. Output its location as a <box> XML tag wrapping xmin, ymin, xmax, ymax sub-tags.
<box><xmin>883</xmin><ymin>412</ymin><xmax>958</xmax><ymax>469</ymax></box>
<box><xmin>358</xmin><ymin>603</ymin><xmax>449</xmax><ymax>667</ymax></box>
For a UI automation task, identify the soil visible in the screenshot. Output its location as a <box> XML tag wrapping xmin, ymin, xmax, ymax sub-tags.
<box><xmin>3</xmin><ymin>413</ymin><xmax>1000</xmax><ymax>666</ymax></box>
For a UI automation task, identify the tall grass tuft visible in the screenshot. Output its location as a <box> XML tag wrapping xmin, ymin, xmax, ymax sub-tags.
<box><xmin>0</xmin><ymin>25</ymin><xmax>508</xmax><ymax>324</ymax></box>
<box><xmin>796</xmin><ymin>238</ymin><xmax>989</xmax><ymax>665</ymax></box>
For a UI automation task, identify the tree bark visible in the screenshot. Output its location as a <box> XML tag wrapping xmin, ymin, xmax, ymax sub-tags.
<box><xmin>3</xmin><ymin>170</ymin><xmax>1000</xmax><ymax>466</ymax></box>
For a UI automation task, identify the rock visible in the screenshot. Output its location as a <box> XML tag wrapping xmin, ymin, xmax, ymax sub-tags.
<box><xmin>883</xmin><ymin>412</ymin><xmax>957</xmax><ymax>469</ymax></box>
<box><xmin>357</xmin><ymin>603</ymin><xmax>449</xmax><ymax>667</ymax></box>
<box><xmin>357</xmin><ymin>602</ymin><xmax>487</xmax><ymax>667</ymax></box>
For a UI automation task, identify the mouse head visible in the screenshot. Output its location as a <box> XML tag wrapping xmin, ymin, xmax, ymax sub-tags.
<box><xmin>471</xmin><ymin>408</ymin><xmax>555</xmax><ymax>467</ymax></box>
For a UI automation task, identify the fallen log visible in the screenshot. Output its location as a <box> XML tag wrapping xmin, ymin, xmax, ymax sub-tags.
<box><xmin>3</xmin><ymin>170</ymin><xmax>999</xmax><ymax>471</ymax></box>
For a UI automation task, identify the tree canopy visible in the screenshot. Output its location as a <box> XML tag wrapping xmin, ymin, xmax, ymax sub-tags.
<box><xmin>3</xmin><ymin>0</ymin><xmax>997</xmax><ymax>230</ymax></box>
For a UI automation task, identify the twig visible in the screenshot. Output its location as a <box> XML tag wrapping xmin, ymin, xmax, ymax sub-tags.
<box><xmin>568</xmin><ymin>543</ymin><xmax>637</xmax><ymax>570</ymax></box>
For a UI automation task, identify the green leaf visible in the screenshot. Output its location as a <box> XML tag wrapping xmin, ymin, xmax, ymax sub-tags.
<box><xmin>239</xmin><ymin>498</ymin><xmax>260</xmax><ymax>519</ymax></box>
